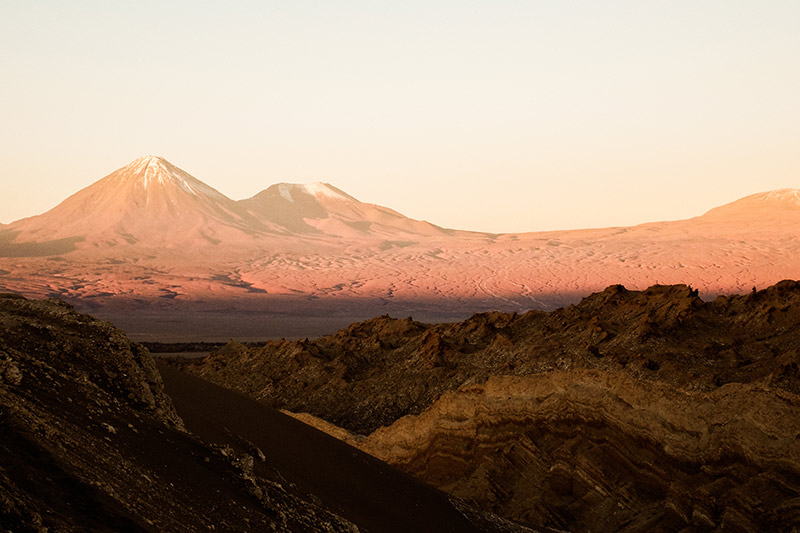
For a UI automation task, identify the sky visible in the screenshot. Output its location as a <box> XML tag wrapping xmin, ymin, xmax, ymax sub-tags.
<box><xmin>1</xmin><ymin>1</ymin><xmax>798</xmax><ymax>233</ymax></box>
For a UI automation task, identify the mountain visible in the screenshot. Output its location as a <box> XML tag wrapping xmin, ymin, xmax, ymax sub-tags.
<box><xmin>0</xmin><ymin>156</ymin><xmax>798</xmax><ymax>340</ymax></box>
<box><xmin>3</xmin><ymin>156</ymin><xmax>454</xmax><ymax>250</ymax></box>
<box><xmin>241</xmin><ymin>182</ymin><xmax>450</xmax><ymax>238</ymax></box>
<box><xmin>697</xmin><ymin>188</ymin><xmax>800</xmax><ymax>230</ymax></box>
<box><xmin>5</xmin><ymin>156</ymin><xmax>270</xmax><ymax>248</ymax></box>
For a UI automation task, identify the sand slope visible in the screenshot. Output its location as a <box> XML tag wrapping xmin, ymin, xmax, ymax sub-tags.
<box><xmin>158</xmin><ymin>363</ymin><xmax>536</xmax><ymax>532</ymax></box>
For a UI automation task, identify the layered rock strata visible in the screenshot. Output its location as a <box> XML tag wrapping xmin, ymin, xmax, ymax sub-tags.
<box><xmin>351</xmin><ymin>371</ymin><xmax>800</xmax><ymax>531</ymax></box>
<box><xmin>186</xmin><ymin>280</ymin><xmax>800</xmax><ymax>531</ymax></box>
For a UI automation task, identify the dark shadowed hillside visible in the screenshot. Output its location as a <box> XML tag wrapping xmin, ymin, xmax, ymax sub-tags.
<box><xmin>0</xmin><ymin>294</ymin><xmax>357</xmax><ymax>531</ymax></box>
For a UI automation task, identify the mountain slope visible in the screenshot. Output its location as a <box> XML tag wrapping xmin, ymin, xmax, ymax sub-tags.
<box><xmin>0</xmin><ymin>294</ymin><xmax>357</xmax><ymax>531</ymax></box>
<box><xmin>158</xmin><ymin>363</ymin><xmax>536</xmax><ymax>533</ymax></box>
<box><xmin>695</xmin><ymin>188</ymin><xmax>800</xmax><ymax>230</ymax></box>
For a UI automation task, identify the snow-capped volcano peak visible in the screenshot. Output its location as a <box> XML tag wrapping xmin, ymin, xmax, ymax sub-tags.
<box><xmin>129</xmin><ymin>156</ymin><xmax>175</xmax><ymax>188</ymax></box>
<box><xmin>6</xmin><ymin>156</ymin><xmax>265</xmax><ymax>245</ymax></box>
<box><xmin>129</xmin><ymin>154</ymin><xmax>167</xmax><ymax>166</ymax></box>
<box><xmin>124</xmin><ymin>155</ymin><xmax>171</xmax><ymax>179</ymax></box>
<box><xmin>112</xmin><ymin>155</ymin><xmax>225</xmax><ymax>198</ymax></box>
<box><xmin>240</xmin><ymin>180</ymin><xmax>446</xmax><ymax>237</ymax></box>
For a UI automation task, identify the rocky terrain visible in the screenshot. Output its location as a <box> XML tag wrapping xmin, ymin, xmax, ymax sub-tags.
<box><xmin>2</xmin><ymin>156</ymin><xmax>800</xmax><ymax>341</ymax></box>
<box><xmin>1</xmin><ymin>294</ymin><xmax>532</xmax><ymax>532</ymax></box>
<box><xmin>184</xmin><ymin>280</ymin><xmax>800</xmax><ymax>531</ymax></box>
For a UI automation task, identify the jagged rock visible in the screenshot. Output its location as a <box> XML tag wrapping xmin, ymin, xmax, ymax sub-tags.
<box><xmin>0</xmin><ymin>353</ymin><xmax>22</xmax><ymax>385</ymax></box>
<box><xmin>185</xmin><ymin>281</ymin><xmax>800</xmax><ymax>531</ymax></box>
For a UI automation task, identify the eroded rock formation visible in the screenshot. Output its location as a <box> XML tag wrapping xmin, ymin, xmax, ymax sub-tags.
<box><xmin>352</xmin><ymin>371</ymin><xmax>800</xmax><ymax>531</ymax></box>
<box><xmin>186</xmin><ymin>280</ymin><xmax>800</xmax><ymax>531</ymax></box>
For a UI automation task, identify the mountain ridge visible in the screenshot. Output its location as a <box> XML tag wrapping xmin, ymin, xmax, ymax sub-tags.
<box><xmin>1</xmin><ymin>156</ymin><xmax>799</xmax><ymax>339</ymax></box>
<box><xmin>5</xmin><ymin>156</ymin><xmax>456</xmax><ymax>246</ymax></box>
<box><xmin>7</xmin><ymin>155</ymin><xmax>800</xmax><ymax>240</ymax></box>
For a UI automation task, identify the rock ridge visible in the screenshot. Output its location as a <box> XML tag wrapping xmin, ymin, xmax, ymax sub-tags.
<box><xmin>185</xmin><ymin>280</ymin><xmax>800</xmax><ymax>531</ymax></box>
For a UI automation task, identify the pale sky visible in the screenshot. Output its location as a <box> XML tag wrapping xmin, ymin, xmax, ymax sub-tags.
<box><xmin>1</xmin><ymin>1</ymin><xmax>798</xmax><ymax>232</ymax></box>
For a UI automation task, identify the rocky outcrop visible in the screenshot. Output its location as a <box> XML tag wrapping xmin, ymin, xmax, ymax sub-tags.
<box><xmin>353</xmin><ymin>371</ymin><xmax>800</xmax><ymax>531</ymax></box>
<box><xmin>186</xmin><ymin>280</ymin><xmax>800</xmax><ymax>531</ymax></box>
<box><xmin>0</xmin><ymin>294</ymin><xmax>356</xmax><ymax>531</ymax></box>
<box><xmin>287</xmin><ymin>368</ymin><xmax>800</xmax><ymax>530</ymax></box>
<box><xmin>187</xmin><ymin>281</ymin><xmax>800</xmax><ymax>433</ymax></box>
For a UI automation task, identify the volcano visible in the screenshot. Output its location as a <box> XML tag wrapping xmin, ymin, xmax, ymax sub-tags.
<box><xmin>3</xmin><ymin>156</ymin><xmax>452</xmax><ymax>249</ymax></box>
<box><xmin>4</xmin><ymin>156</ymin><xmax>272</xmax><ymax>247</ymax></box>
<box><xmin>241</xmin><ymin>182</ymin><xmax>450</xmax><ymax>238</ymax></box>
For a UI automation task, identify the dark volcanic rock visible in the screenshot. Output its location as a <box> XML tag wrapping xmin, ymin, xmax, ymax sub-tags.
<box><xmin>185</xmin><ymin>281</ymin><xmax>800</xmax><ymax>531</ymax></box>
<box><xmin>0</xmin><ymin>294</ymin><xmax>356</xmax><ymax>532</ymax></box>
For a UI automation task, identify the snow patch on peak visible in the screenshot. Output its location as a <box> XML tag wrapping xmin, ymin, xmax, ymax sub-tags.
<box><xmin>757</xmin><ymin>189</ymin><xmax>800</xmax><ymax>204</ymax></box>
<box><xmin>300</xmin><ymin>182</ymin><xmax>349</xmax><ymax>200</ymax></box>
<box><xmin>274</xmin><ymin>182</ymin><xmax>352</xmax><ymax>203</ymax></box>
<box><xmin>128</xmin><ymin>155</ymin><xmax>166</xmax><ymax>169</ymax></box>
<box><xmin>278</xmin><ymin>184</ymin><xmax>294</xmax><ymax>203</ymax></box>
<box><xmin>142</xmin><ymin>159</ymin><xmax>172</xmax><ymax>190</ymax></box>
<box><xmin>114</xmin><ymin>156</ymin><xmax>227</xmax><ymax>200</ymax></box>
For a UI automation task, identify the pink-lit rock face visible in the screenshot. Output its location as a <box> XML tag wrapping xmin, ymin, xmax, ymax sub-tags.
<box><xmin>0</xmin><ymin>156</ymin><xmax>798</xmax><ymax>338</ymax></box>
